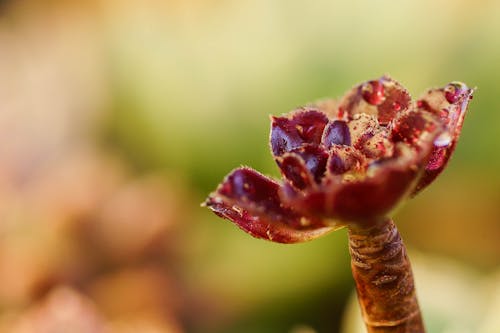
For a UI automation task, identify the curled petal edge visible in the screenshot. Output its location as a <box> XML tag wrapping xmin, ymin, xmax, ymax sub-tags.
<box><xmin>204</xmin><ymin>167</ymin><xmax>334</xmax><ymax>243</ymax></box>
<box><xmin>411</xmin><ymin>82</ymin><xmax>473</xmax><ymax>195</ymax></box>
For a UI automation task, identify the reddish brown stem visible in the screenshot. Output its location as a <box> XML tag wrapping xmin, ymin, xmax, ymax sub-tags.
<box><xmin>348</xmin><ymin>218</ymin><xmax>425</xmax><ymax>333</ymax></box>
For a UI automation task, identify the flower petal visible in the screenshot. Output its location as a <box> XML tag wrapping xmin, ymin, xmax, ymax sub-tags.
<box><xmin>322</xmin><ymin>120</ymin><xmax>352</xmax><ymax>148</ymax></box>
<box><xmin>277</xmin><ymin>144</ymin><xmax>328</xmax><ymax>190</ymax></box>
<box><xmin>283</xmin><ymin>141</ymin><xmax>435</xmax><ymax>224</ymax></box>
<box><xmin>276</xmin><ymin>153</ymin><xmax>314</xmax><ymax>190</ymax></box>
<box><xmin>292</xmin><ymin>145</ymin><xmax>329</xmax><ymax>182</ymax></box>
<box><xmin>205</xmin><ymin>168</ymin><xmax>333</xmax><ymax>243</ymax></box>
<box><xmin>270</xmin><ymin>109</ymin><xmax>329</xmax><ymax>156</ymax></box>
<box><xmin>327</xmin><ymin>145</ymin><xmax>366</xmax><ymax>176</ymax></box>
<box><xmin>358</xmin><ymin>127</ymin><xmax>394</xmax><ymax>159</ymax></box>
<box><xmin>390</xmin><ymin>109</ymin><xmax>442</xmax><ymax>150</ymax></box>
<box><xmin>328</xmin><ymin>144</ymin><xmax>421</xmax><ymax>223</ymax></box>
<box><xmin>338</xmin><ymin>76</ymin><xmax>412</xmax><ymax>125</ymax></box>
<box><xmin>412</xmin><ymin>82</ymin><xmax>473</xmax><ymax>194</ymax></box>
<box><xmin>347</xmin><ymin>113</ymin><xmax>379</xmax><ymax>147</ymax></box>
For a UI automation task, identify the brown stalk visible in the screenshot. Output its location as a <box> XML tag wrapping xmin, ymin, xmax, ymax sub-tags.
<box><xmin>348</xmin><ymin>218</ymin><xmax>425</xmax><ymax>333</ymax></box>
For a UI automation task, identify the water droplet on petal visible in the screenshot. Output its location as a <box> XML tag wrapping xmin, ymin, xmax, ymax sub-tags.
<box><xmin>361</xmin><ymin>80</ymin><xmax>385</xmax><ymax>105</ymax></box>
<box><xmin>434</xmin><ymin>131</ymin><xmax>452</xmax><ymax>147</ymax></box>
<box><xmin>444</xmin><ymin>82</ymin><xmax>469</xmax><ymax>104</ymax></box>
<box><xmin>392</xmin><ymin>101</ymin><xmax>401</xmax><ymax>111</ymax></box>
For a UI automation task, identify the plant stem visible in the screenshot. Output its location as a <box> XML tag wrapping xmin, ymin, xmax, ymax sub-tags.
<box><xmin>348</xmin><ymin>218</ymin><xmax>425</xmax><ymax>333</ymax></box>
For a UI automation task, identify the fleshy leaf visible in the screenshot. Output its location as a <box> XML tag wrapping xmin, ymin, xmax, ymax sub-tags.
<box><xmin>289</xmin><ymin>144</ymin><xmax>329</xmax><ymax>183</ymax></box>
<box><xmin>205</xmin><ymin>168</ymin><xmax>333</xmax><ymax>243</ymax></box>
<box><xmin>358</xmin><ymin>127</ymin><xmax>393</xmax><ymax>159</ymax></box>
<box><xmin>338</xmin><ymin>76</ymin><xmax>412</xmax><ymax>125</ymax></box>
<box><xmin>328</xmin><ymin>144</ymin><xmax>421</xmax><ymax>223</ymax></box>
<box><xmin>276</xmin><ymin>143</ymin><xmax>328</xmax><ymax>190</ymax></box>
<box><xmin>348</xmin><ymin>113</ymin><xmax>378</xmax><ymax>147</ymax></box>
<box><xmin>412</xmin><ymin>81</ymin><xmax>473</xmax><ymax>194</ymax></box>
<box><xmin>277</xmin><ymin>153</ymin><xmax>314</xmax><ymax>190</ymax></box>
<box><xmin>283</xmin><ymin>143</ymin><xmax>428</xmax><ymax>223</ymax></box>
<box><xmin>270</xmin><ymin>109</ymin><xmax>328</xmax><ymax>156</ymax></box>
<box><xmin>322</xmin><ymin>120</ymin><xmax>351</xmax><ymax>148</ymax></box>
<box><xmin>327</xmin><ymin>145</ymin><xmax>365</xmax><ymax>176</ymax></box>
<box><xmin>390</xmin><ymin>109</ymin><xmax>441</xmax><ymax>149</ymax></box>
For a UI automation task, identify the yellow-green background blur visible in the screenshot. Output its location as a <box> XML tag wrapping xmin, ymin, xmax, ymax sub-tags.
<box><xmin>0</xmin><ymin>1</ymin><xmax>499</xmax><ymax>332</ymax></box>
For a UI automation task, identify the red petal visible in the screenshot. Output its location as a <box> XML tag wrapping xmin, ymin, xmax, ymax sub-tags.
<box><xmin>205</xmin><ymin>168</ymin><xmax>333</xmax><ymax>243</ymax></box>
<box><xmin>277</xmin><ymin>153</ymin><xmax>314</xmax><ymax>190</ymax></box>
<box><xmin>358</xmin><ymin>127</ymin><xmax>393</xmax><ymax>159</ymax></box>
<box><xmin>327</xmin><ymin>145</ymin><xmax>366</xmax><ymax>175</ymax></box>
<box><xmin>328</xmin><ymin>144</ymin><xmax>420</xmax><ymax>223</ymax></box>
<box><xmin>292</xmin><ymin>145</ymin><xmax>329</xmax><ymax>183</ymax></box>
<box><xmin>390</xmin><ymin>109</ymin><xmax>442</xmax><ymax>150</ymax></box>
<box><xmin>338</xmin><ymin>76</ymin><xmax>411</xmax><ymax>125</ymax></box>
<box><xmin>284</xmin><ymin>142</ymin><xmax>432</xmax><ymax>224</ymax></box>
<box><xmin>276</xmin><ymin>144</ymin><xmax>329</xmax><ymax>189</ymax></box>
<box><xmin>270</xmin><ymin>109</ymin><xmax>329</xmax><ymax>156</ymax></box>
<box><xmin>322</xmin><ymin>120</ymin><xmax>351</xmax><ymax>148</ymax></box>
<box><xmin>347</xmin><ymin>114</ymin><xmax>378</xmax><ymax>147</ymax></box>
<box><xmin>412</xmin><ymin>82</ymin><xmax>473</xmax><ymax>194</ymax></box>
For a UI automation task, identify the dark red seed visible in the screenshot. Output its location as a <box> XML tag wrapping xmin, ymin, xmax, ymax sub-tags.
<box><xmin>361</xmin><ymin>80</ymin><xmax>385</xmax><ymax>105</ymax></box>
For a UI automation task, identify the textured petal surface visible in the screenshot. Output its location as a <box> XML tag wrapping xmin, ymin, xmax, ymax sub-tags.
<box><xmin>338</xmin><ymin>76</ymin><xmax>412</xmax><ymax>125</ymax></box>
<box><xmin>327</xmin><ymin>145</ymin><xmax>366</xmax><ymax>176</ymax></box>
<box><xmin>322</xmin><ymin>120</ymin><xmax>352</xmax><ymax>148</ymax></box>
<box><xmin>289</xmin><ymin>145</ymin><xmax>329</xmax><ymax>183</ymax></box>
<box><xmin>390</xmin><ymin>109</ymin><xmax>441</xmax><ymax>149</ymax></box>
<box><xmin>328</xmin><ymin>144</ymin><xmax>422</xmax><ymax>223</ymax></box>
<box><xmin>411</xmin><ymin>82</ymin><xmax>473</xmax><ymax>194</ymax></box>
<box><xmin>276</xmin><ymin>144</ymin><xmax>329</xmax><ymax>189</ymax></box>
<box><xmin>270</xmin><ymin>109</ymin><xmax>328</xmax><ymax>156</ymax></box>
<box><xmin>205</xmin><ymin>168</ymin><xmax>333</xmax><ymax>243</ymax></box>
<box><xmin>284</xmin><ymin>143</ymin><xmax>429</xmax><ymax>223</ymax></box>
<box><xmin>277</xmin><ymin>153</ymin><xmax>314</xmax><ymax>190</ymax></box>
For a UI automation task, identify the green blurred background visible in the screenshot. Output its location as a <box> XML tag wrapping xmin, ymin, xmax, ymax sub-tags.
<box><xmin>0</xmin><ymin>0</ymin><xmax>499</xmax><ymax>332</ymax></box>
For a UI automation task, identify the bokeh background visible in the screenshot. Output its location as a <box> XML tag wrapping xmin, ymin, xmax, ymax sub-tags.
<box><xmin>0</xmin><ymin>0</ymin><xmax>499</xmax><ymax>332</ymax></box>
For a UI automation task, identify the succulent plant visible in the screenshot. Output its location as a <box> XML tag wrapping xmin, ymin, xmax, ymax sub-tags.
<box><xmin>205</xmin><ymin>76</ymin><xmax>473</xmax><ymax>332</ymax></box>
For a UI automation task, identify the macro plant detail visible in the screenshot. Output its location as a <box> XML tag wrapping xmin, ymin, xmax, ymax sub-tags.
<box><xmin>204</xmin><ymin>76</ymin><xmax>473</xmax><ymax>332</ymax></box>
